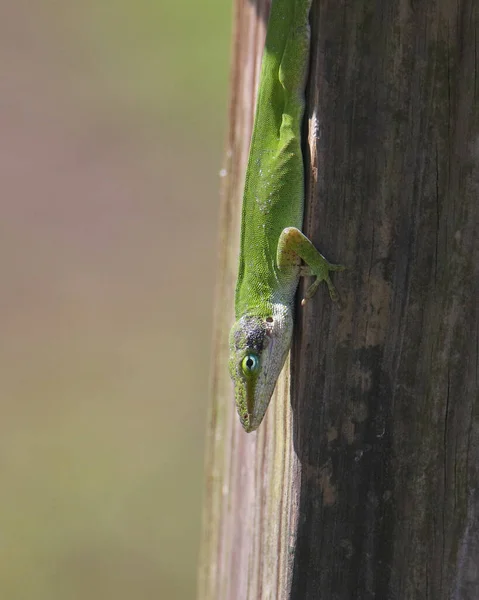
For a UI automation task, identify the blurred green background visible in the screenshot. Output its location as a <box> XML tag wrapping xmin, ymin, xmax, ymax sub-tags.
<box><xmin>0</xmin><ymin>1</ymin><xmax>231</xmax><ymax>598</ymax></box>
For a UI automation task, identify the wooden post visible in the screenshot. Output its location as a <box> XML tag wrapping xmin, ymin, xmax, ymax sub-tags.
<box><xmin>198</xmin><ymin>1</ymin><xmax>479</xmax><ymax>598</ymax></box>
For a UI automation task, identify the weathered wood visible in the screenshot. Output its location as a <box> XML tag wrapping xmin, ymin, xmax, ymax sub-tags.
<box><xmin>199</xmin><ymin>1</ymin><xmax>479</xmax><ymax>598</ymax></box>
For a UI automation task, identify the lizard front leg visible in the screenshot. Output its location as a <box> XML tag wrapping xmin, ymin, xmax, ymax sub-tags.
<box><xmin>277</xmin><ymin>227</ymin><xmax>345</xmax><ymax>305</ymax></box>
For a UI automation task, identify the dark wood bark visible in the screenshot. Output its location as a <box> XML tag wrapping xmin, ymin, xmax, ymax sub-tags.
<box><xmin>199</xmin><ymin>1</ymin><xmax>479</xmax><ymax>599</ymax></box>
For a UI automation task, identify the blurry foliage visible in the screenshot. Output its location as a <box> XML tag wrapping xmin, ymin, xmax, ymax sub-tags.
<box><xmin>52</xmin><ymin>0</ymin><xmax>231</xmax><ymax>136</ymax></box>
<box><xmin>0</xmin><ymin>1</ymin><xmax>231</xmax><ymax>599</ymax></box>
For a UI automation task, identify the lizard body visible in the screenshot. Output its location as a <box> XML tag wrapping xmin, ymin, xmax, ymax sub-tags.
<box><xmin>229</xmin><ymin>0</ymin><xmax>344</xmax><ymax>432</ymax></box>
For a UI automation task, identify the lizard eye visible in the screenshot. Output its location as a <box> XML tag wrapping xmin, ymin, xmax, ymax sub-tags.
<box><xmin>241</xmin><ymin>353</ymin><xmax>260</xmax><ymax>376</ymax></box>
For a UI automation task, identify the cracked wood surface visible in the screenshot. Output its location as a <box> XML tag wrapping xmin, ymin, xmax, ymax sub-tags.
<box><xmin>199</xmin><ymin>1</ymin><xmax>479</xmax><ymax>599</ymax></box>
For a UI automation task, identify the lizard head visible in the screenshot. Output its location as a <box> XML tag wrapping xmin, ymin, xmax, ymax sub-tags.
<box><xmin>228</xmin><ymin>305</ymin><xmax>293</xmax><ymax>432</ymax></box>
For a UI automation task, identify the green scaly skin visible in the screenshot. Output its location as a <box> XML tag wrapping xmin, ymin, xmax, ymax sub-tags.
<box><xmin>229</xmin><ymin>0</ymin><xmax>344</xmax><ymax>432</ymax></box>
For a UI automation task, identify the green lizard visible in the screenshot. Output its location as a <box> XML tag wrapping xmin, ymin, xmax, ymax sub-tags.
<box><xmin>229</xmin><ymin>0</ymin><xmax>344</xmax><ymax>432</ymax></box>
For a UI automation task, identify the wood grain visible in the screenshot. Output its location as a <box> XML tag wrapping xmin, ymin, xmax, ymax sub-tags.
<box><xmin>199</xmin><ymin>1</ymin><xmax>479</xmax><ymax>598</ymax></box>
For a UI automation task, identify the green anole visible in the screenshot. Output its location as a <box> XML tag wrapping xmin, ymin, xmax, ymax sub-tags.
<box><xmin>229</xmin><ymin>0</ymin><xmax>344</xmax><ymax>432</ymax></box>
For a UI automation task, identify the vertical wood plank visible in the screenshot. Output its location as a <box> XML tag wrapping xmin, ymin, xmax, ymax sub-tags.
<box><xmin>199</xmin><ymin>1</ymin><xmax>479</xmax><ymax>598</ymax></box>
